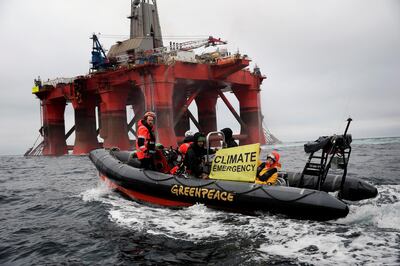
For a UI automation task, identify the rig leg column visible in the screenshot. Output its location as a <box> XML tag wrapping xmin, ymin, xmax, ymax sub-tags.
<box><xmin>130</xmin><ymin>87</ymin><xmax>145</xmax><ymax>131</ymax></box>
<box><xmin>173</xmin><ymin>88</ymin><xmax>190</xmax><ymax>139</ymax></box>
<box><xmin>72</xmin><ymin>96</ymin><xmax>99</xmax><ymax>154</ymax></box>
<box><xmin>42</xmin><ymin>99</ymin><xmax>67</xmax><ymax>155</ymax></box>
<box><xmin>99</xmin><ymin>88</ymin><xmax>130</xmax><ymax>150</ymax></box>
<box><xmin>153</xmin><ymin>81</ymin><xmax>177</xmax><ymax>147</ymax></box>
<box><xmin>233</xmin><ymin>86</ymin><xmax>265</xmax><ymax>145</ymax></box>
<box><xmin>196</xmin><ymin>90</ymin><xmax>218</xmax><ymax>134</ymax></box>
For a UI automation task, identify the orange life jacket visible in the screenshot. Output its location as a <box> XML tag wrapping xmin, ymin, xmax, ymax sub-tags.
<box><xmin>179</xmin><ymin>142</ymin><xmax>192</xmax><ymax>155</ymax></box>
<box><xmin>135</xmin><ymin>119</ymin><xmax>156</xmax><ymax>159</ymax></box>
<box><xmin>169</xmin><ymin>142</ymin><xmax>193</xmax><ymax>175</ymax></box>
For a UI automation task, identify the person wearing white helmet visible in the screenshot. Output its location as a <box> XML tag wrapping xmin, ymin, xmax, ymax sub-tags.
<box><xmin>183</xmin><ymin>130</ymin><xmax>194</xmax><ymax>142</ymax></box>
<box><xmin>178</xmin><ymin>130</ymin><xmax>195</xmax><ymax>156</ymax></box>
<box><xmin>169</xmin><ymin>130</ymin><xmax>195</xmax><ymax>175</ymax></box>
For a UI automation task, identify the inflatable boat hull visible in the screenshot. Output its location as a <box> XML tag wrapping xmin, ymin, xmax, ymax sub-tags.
<box><xmin>89</xmin><ymin>149</ymin><xmax>349</xmax><ymax>221</ymax></box>
<box><xmin>282</xmin><ymin>172</ymin><xmax>378</xmax><ymax>201</ymax></box>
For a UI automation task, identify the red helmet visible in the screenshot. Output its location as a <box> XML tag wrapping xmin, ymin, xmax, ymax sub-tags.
<box><xmin>271</xmin><ymin>151</ymin><xmax>280</xmax><ymax>162</ymax></box>
<box><xmin>267</xmin><ymin>151</ymin><xmax>280</xmax><ymax>163</ymax></box>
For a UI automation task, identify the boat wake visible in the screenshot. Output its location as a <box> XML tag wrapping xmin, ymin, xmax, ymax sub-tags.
<box><xmin>81</xmin><ymin>183</ymin><xmax>400</xmax><ymax>265</ymax></box>
<box><xmin>338</xmin><ymin>185</ymin><xmax>400</xmax><ymax>230</ymax></box>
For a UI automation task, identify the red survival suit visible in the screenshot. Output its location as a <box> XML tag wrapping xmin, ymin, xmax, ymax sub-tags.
<box><xmin>135</xmin><ymin>119</ymin><xmax>156</xmax><ymax>160</ymax></box>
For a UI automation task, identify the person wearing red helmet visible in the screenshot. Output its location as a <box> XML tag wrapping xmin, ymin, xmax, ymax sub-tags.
<box><xmin>256</xmin><ymin>150</ymin><xmax>282</xmax><ymax>185</ymax></box>
<box><xmin>135</xmin><ymin>111</ymin><xmax>156</xmax><ymax>169</ymax></box>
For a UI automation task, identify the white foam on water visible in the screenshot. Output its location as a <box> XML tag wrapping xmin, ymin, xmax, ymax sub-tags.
<box><xmin>338</xmin><ymin>185</ymin><xmax>400</xmax><ymax>230</ymax></box>
<box><xmin>256</xmin><ymin>218</ymin><xmax>399</xmax><ymax>265</ymax></box>
<box><xmin>107</xmin><ymin>201</ymin><xmax>233</xmax><ymax>240</ymax></box>
<box><xmin>254</xmin><ymin>185</ymin><xmax>400</xmax><ymax>265</ymax></box>
<box><xmin>339</xmin><ymin>202</ymin><xmax>400</xmax><ymax>231</ymax></box>
<box><xmin>148</xmin><ymin>204</ymin><xmax>232</xmax><ymax>239</ymax></box>
<box><xmin>262</xmin><ymin>234</ymin><xmax>345</xmax><ymax>265</ymax></box>
<box><xmin>80</xmin><ymin>181</ymin><xmax>113</xmax><ymax>202</ymax></box>
<box><xmin>82</xmin><ymin>181</ymin><xmax>400</xmax><ymax>264</ymax></box>
<box><xmin>108</xmin><ymin>201</ymin><xmax>146</xmax><ymax>231</ymax></box>
<box><xmin>375</xmin><ymin>202</ymin><xmax>400</xmax><ymax>230</ymax></box>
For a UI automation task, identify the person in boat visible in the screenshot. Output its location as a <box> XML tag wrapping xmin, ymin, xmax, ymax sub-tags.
<box><xmin>183</xmin><ymin>132</ymin><xmax>210</xmax><ymax>179</ymax></box>
<box><xmin>169</xmin><ymin>130</ymin><xmax>195</xmax><ymax>175</ymax></box>
<box><xmin>255</xmin><ymin>151</ymin><xmax>281</xmax><ymax>185</ymax></box>
<box><xmin>152</xmin><ymin>143</ymin><xmax>172</xmax><ymax>173</ymax></box>
<box><xmin>135</xmin><ymin>111</ymin><xmax>157</xmax><ymax>169</ymax></box>
<box><xmin>179</xmin><ymin>130</ymin><xmax>195</xmax><ymax>156</ymax></box>
<box><xmin>221</xmin><ymin>127</ymin><xmax>238</xmax><ymax>148</ymax></box>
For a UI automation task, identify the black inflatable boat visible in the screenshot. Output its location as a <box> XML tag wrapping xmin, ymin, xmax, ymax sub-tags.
<box><xmin>89</xmin><ymin>148</ymin><xmax>375</xmax><ymax>221</ymax></box>
<box><xmin>90</xmin><ymin>149</ymin><xmax>351</xmax><ymax>220</ymax></box>
<box><xmin>89</xmin><ymin>120</ymin><xmax>378</xmax><ymax>221</ymax></box>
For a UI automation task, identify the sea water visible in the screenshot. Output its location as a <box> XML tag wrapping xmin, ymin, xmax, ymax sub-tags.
<box><xmin>1</xmin><ymin>137</ymin><xmax>399</xmax><ymax>265</ymax></box>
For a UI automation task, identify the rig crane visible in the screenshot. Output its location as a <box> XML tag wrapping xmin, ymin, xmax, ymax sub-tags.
<box><xmin>145</xmin><ymin>36</ymin><xmax>227</xmax><ymax>56</ymax></box>
<box><xmin>169</xmin><ymin>36</ymin><xmax>227</xmax><ymax>51</ymax></box>
<box><xmin>130</xmin><ymin>36</ymin><xmax>227</xmax><ymax>64</ymax></box>
<box><xmin>90</xmin><ymin>34</ymin><xmax>109</xmax><ymax>71</ymax></box>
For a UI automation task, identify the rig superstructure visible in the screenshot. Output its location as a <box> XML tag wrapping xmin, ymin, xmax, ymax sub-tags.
<box><xmin>27</xmin><ymin>0</ymin><xmax>279</xmax><ymax>156</ymax></box>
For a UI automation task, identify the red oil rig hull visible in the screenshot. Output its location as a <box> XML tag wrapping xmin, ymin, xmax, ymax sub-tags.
<box><xmin>32</xmin><ymin>60</ymin><xmax>266</xmax><ymax>155</ymax></box>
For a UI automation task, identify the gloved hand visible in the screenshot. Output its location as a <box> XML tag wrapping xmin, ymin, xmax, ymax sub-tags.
<box><xmin>256</xmin><ymin>162</ymin><xmax>266</xmax><ymax>176</ymax></box>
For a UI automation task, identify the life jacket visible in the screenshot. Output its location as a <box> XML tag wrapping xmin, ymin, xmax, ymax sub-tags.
<box><xmin>135</xmin><ymin>119</ymin><xmax>156</xmax><ymax>159</ymax></box>
<box><xmin>179</xmin><ymin>142</ymin><xmax>192</xmax><ymax>156</ymax></box>
<box><xmin>169</xmin><ymin>142</ymin><xmax>193</xmax><ymax>175</ymax></box>
<box><xmin>255</xmin><ymin>161</ymin><xmax>281</xmax><ymax>185</ymax></box>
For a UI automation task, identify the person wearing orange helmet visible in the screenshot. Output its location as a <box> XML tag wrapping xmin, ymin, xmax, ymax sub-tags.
<box><xmin>255</xmin><ymin>150</ymin><xmax>282</xmax><ymax>185</ymax></box>
<box><xmin>135</xmin><ymin>111</ymin><xmax>156</xmax><ymax>169</ymax></box>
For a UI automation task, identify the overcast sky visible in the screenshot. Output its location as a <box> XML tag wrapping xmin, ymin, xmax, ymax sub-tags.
<box><xmin>0</xmin><ymin>0</ymin><xmax>399</xmax><ymax>155</ymax></box>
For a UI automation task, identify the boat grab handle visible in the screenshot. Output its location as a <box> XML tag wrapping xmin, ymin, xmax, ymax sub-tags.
<box><xmin>205</xmin><ymin>131</ymin><xmax>227</xmax><ymax>164</ymax></box>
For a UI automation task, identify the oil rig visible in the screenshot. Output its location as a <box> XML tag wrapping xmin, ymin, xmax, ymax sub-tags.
<box><xmin>27</xmin><ymin>0</ymin><xmax>279</xmax><ymax>156</ymax></box>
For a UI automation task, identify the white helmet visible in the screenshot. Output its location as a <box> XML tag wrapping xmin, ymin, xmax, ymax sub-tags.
<box><xmin>185</xmin><ymin>130</ymin><xmax>194</xmax><ymax>137</ymax></box>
